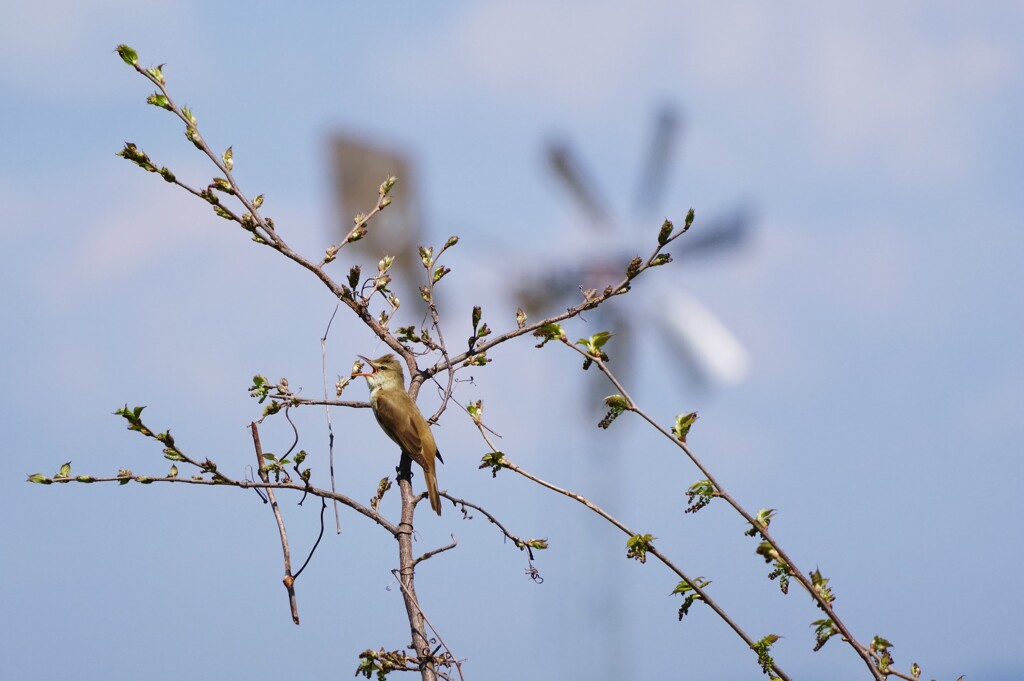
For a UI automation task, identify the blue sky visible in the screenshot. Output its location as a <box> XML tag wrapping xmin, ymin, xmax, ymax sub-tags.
<box><xmin>3</xmin><ymin>2</ymin><xmax>1023</xmax><ymax>680</ymax></box>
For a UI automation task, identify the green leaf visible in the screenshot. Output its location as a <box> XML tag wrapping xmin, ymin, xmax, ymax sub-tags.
<box><xmin>478</xmin><ymin>451</ymin><xmax>506</xmax><ymax>477</ymax></box>
<box><xmin>672</xmin><ymin>411</ymin><xmax>698</xmax><ymax>442</ymax></box>
<box><xmin>810</xmin><ymin>567</ymin><xmax>835</xmax><ymax>604</ymax></box>
<box><xmin>577</xmin><ymin>331</ymin><xmax>613</xmax><ymax>353</ymax></box>
<box><xmin>466</xmin><ymin>400</ymin><xmax>483</xmax><ymax>423</ymax></box>
<box><xmin>378</xmin><ymin>175</ymin><xmax>397</xmax><ymax>196</ymax></box>
<box><xmin>625</xmin><ymin>533</ymin><xmax>655</xmax><ymax>564</ymax></box>
<box><xmin>145</xmin><ymin>64</ymin><xmax>165</xmax><ymax>84</ymax></box>
<box><xmin>163</xmin><ymin>449</ymin><xmax>187</xmax><ymax>462</ymax></box>
<box><xmin>463</xmin><ymin>352</ymin><xmax>490</xmax><ymax>367</ymax></box>
<box><xmin>444</xmin><ymin>235</ymin><xmax>459</xmax><ymax>249</ymax></box>
<box><xmin>27</xmin><ymin>473</ymin><xmax>51</xmax><ymax>485</ymax></box>
<box><xmin>684</xmin><ymin>207</ymin><xmax>695</xmax><ymax>230</ymax></box>
<box><xmin>658</xmin><ymin>218</ymin><xmax>674</xmax><ymax>245</ymax></box>
<box><xmin>532</xmin><ymin>323</ymin><xmax>566</xmax><ymax>347</ymax></box>
<box><xmin>146</xmin><ymin>93</ymin><xmax>171</xmax><ymax>110</ymax></box>
<box><xmin>55</xmin><ymin>461</ymin><xmax>72</xmax><ymax>480</ymax></box>
<box><xmin>685</xmin><ymin>479</ymin><xmax>716</xmax><ymax>514</ymax></box>
<box><xmin>185</xmin><ymin>126</ymin><xmax>203</xmax><ymax>150</ymax></box>
<box><xmin>418</xmin><ymin>246</ymin><xmax>433</xmax><ymax>268</ymax></box>
<box><xmin>603</xmin><ymin>394</ymin><xmax>629</xmax><ymax>410</ymax></box>
<box><xmin>222</xmin><ymin>146</ymin><xmax>233</xmax><ymax>171</ymax></box>
<box><xmin>745</xmin><ymin>507</ymin><xmax>777</xmax><ymax>536</ymax></box>
<box><xmin>75</xmin><ymin>475</ymin><xmax>95</xmax><ymax>483</ymax></box>
<box><xmin>115</xmin><ymin>44</ymin><xmax>138</xmax><ymax>66</ymax></box>
<box><xmin>671</xmin><ymin>577</ymin><xmax>709</xmax><ymax>595</ymax></box>
<box><xmin>168</xmin><ymin>465</ymin><xmax>179</xmax><ymax>478</ymax></box>
<box><xmin>650</xmin><ymin>253</ymin><xmax>672</xmax><ymax>267</ymax></box>
<box><xmin>432</xmin><ymin>265</ymin><xmax>451</xmax><ymax>284</ymax></box>
<box><xmin>516</xmin><ymin>307</ymin><xmax>527</xmax><ymax>329</ymax></box>
<box><xmin>751</xmin><ymin>634</ymin><xmax>782</xmax><ymax>673</ymax></box>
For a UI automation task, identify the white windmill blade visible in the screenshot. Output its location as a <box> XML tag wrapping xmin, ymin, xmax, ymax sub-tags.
<box><xmin>649</xmin><ymin>284</ymin><xmax>750</xmax><ymax>386</ymax></box>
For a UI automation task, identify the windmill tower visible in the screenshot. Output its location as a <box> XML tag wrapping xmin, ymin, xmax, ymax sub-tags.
<box><xmin>528</xmin><ymin>104</ymin><xmax>756</xmax><ymax>680</ymax></box>
<box><xmin>330</xmin><ymin>133</ymin><xmax>427</xmax><ymax>311</ymax></box>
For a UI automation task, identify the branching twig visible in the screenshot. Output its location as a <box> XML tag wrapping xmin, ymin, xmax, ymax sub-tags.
<box><xmin>441</xmin><ymin>492</ymin><xmax>547</xmax><ymax>564</ymax></box>
<box><xmin>472</xmin><ymin>421</ymin><xmax>793</xmax><ymax>681</ymax></box>
<box><xmin>252</xmin><ymin>422</ymin><xmax>300</xmax><ymax>624</ymax></box>
<box><xmin>390</xmin><ymin>569</ymin><xmax>465</xmax><ymax>681</ymax></box>
<box><xmin>413</xmin><ymin>535</ymin><xmax>458</xmax><ymax>568</ymax></box>
<box><xmin>321</xmin><ymin>305</ymin><xmax>342</xmax><ymax>534</ymax></box>
<box><xmin>563</xmin><ymin>339</ymin><xmax>887</xmax><ymax>681</ymax></box>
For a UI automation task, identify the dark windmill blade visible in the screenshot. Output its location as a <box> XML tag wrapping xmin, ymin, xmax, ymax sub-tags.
<box><xmin>546</xmin><ymin>139</ymin><xmax>613</xmax><ymax>231</ymax></box>
<box><xmin>633</xmin><ymin>105</ymin><xmax>682</xmax><ymax>214</ymax></box>
<box><xmin>330</xmin><ymin>134</ymin><xmax>425</xmax><ymax>308</ymax></box>
<box><xmin>675</xmin><ymin>204</ymin><xmax>754</xmax><ymax>260</ymax></box>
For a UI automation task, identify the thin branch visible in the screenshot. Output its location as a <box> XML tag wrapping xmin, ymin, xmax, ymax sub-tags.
<box><xmin>251</xmin><ymin>422</ymin><xmax>300</xmax><ymax>625</ymax></box>
<box><xmin>413</xmin><ymin>535</ymin><xmax>458</xmax><ymax>568</ymax></box>
<box><xmin>564</xmin><ymin>340</ymin><xmax>884</xmax><ymax>681</ymax></box>
<box><xmin>441</xmin><ymin>492</ymin><xmax>544</xmax><ymax>562</ymax></box>
<box><xmin>293</xmin><ymin>498</ymin><xmax>328</xmax><ymax>580</ymax></box>
<box><xmin>49</xmin><ymin>471</ymin><xmax>399</xmax><ymax>535</ymax></box>
<box><xmin>321</xmin><ymin>304</ymin><xmax>342</xmax><ymax>534</ymax></box>
<box><xmin>473</xmin><ymin>422</ymin><xmax>792</xmax><ymax>681</ymax></box>
<box><xmin>390</xmin><ymin>569</ymin><xmax>465</xmax><ymax>681</ymax></box>
<box><xmin>423</xmin><ymin>221</ymin><xmax>685</xmax><ymax>380</ymax></box>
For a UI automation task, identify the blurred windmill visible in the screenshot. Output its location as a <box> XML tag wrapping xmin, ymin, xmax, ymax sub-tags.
<box><xmin>531</xmin><ymin>106</ymin><xmax>756</xmax><ymax>681</ymax></box>
<box><xmin>329</xmin><ymin>133</ymin><xmax>428</xmax><ymax>312</ymax></box>
<box><xmin>522</xmin><ymin>104</ymin><xmax>754</xmax><ymax>389</ymax></box>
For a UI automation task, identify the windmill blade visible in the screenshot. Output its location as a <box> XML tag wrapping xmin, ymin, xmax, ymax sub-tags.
<box><xmin>675</xmin><ymin>204</ymin><xmax>754</xmax><ymax>259</ymax></box>
<box><xmin>651</xmin><ymin>286</ymin><xmax>750</xmax><ymax>386</ymax></box>
<box><xmin>633</xmin><ymin>105</ymin><xmax>682</xmax><ymax>213</ymax></box>
<box><xmin>546</xmin><ymin>139</ymin><xmax>612</xmax><ymax>231</ymax></box>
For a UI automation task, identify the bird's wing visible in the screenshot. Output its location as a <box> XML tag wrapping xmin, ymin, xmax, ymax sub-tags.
<box><xmin>373</xmin><ymin>390</ymin><xmax>425</xmax><ymax>456</ymax></box>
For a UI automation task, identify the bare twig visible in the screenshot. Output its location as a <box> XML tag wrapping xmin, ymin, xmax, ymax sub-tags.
<box><xmin>413</xmin><ymin>535</ymin><xmax>458</xmax><ymax>568</ymax></box>
<box><xmin>390</xmin><ymin>568</ymin><xmax>465</xmax><ymax>681</ymax></box>
<box><xmin>441</xmin><ymin>492</ymin><xmax>544</xmax><ymax>563</ymax></box>
<box><xmin>321</xmin><ymin>305</ymin><xmax>342</xmax><ymax>534</ymax></box>
<box><xmin>472</xmin><ymin>422</ymin><xmax>793</xmax><ymax>681</ymax></box>
<box><xmin>251</xmin><ymin>422</ymin><xmax>300</xmax><ymax>625</ymax></box>
<box><xmin>294</xmin><ymin>498</ymin><xmax>328</xmax><ymax>580</ymax></box>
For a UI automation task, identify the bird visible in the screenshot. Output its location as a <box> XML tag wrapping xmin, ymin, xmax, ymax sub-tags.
<box><xmin>353</xmin><ymin>354</ymin><xmax>443</xmax><ymax>515</ymax></box>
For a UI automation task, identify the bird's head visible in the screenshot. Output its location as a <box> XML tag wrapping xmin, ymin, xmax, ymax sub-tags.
<box><xmin>353</xmin><ymin>353</ymin><xmax>406</xmax><ymax>391</ymax></box>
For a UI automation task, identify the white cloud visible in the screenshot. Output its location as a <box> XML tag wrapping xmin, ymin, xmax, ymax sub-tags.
<box><xmin>396</xmin><ymin>1</ymin><xmax>1018</xmax><ymax>189</ymax></box>
<box><xmin>0</xmin><ymin>0</ymin><xmax>196</xmax><ymax>96</ymax></box>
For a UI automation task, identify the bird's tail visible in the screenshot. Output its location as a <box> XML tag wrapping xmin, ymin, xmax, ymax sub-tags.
<box><xmin>424</xmin><ymin>464</ymin><xmax>442</xmax><ymax>516</ymax></box>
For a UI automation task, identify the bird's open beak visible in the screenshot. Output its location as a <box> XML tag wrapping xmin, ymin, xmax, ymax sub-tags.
<box><xmin>351</xmin><ymin>355</ymin><xmax>376</xmax><ymax>377</ymax></box>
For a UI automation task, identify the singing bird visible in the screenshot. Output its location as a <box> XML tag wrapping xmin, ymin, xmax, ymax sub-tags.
<box><xmin>354</xmin><ymin>354</ymin><xmax>443</xmax><ymax>515</ymax></box>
